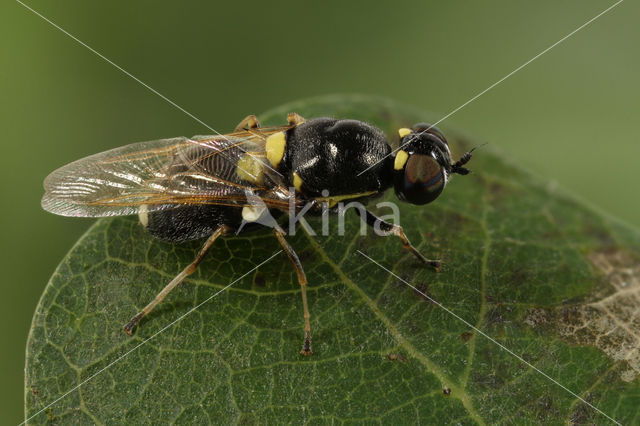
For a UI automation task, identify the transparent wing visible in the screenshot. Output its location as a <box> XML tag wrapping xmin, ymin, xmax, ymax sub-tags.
<box><xmin>42</xmin><ymin>127</ymin><xmax>292</xmax><ymax>217</ymax></box>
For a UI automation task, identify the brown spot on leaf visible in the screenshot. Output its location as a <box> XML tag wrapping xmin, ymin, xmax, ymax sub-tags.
<box><xmin>541</xmin><ymin>250</ymin><xmax>640</xmax><ymax>382</ymax></box>
<box><xmin>509</xmin><ymin>266</ymin><xmax>530</xmax><ymax>287</ymax></box>
<box><xmin>487</xmin><ymin>306</ymin><xmax>504</xmax><ymax>325</ymax></box>
<box><xmin>569</xmin><ymin>400</ymin><xmax>598</xmax><ymax>425</ymax></box>
<box><xmin>387</xmin><ymin>352</ymin><xmax>408</xmax><ymax>363</ymax></box>
<box><xmin>524</xmin><ymin>308</ymin><xmax>550</xmax><ymax>327</ymax></box>
<box><xmin>413</xmin><ymin>282</ymin><xmax>435</xmax><ymax>303</ymax></box>
<box><xmin>254</xmin><ymin>272</ymin><xmax>266</xmax><ymax>288</ymax></box>
<box><xmin>407</xmin><ymin>321</ymin><xmax>420</xmax><ymax>333</ymax></box>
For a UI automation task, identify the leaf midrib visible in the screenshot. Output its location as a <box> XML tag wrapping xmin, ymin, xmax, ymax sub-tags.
<box><xmin>302</xmin><ymin>229</ymin><xmax>485</xmax><ymax>425</ymax></box>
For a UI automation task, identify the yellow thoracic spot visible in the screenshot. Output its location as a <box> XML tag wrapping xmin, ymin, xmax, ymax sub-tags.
<box><xmin>398</xmin><ymin>128</ymin><xmax>412</xmax><ymax>138</ymax></box>
<box><xmin>236</xmin><ymin>154</ymin><xmax>264</xmax><ymax>184</ymax></box>
<box><xmin>266</xmin><ymin>131</ymin><xmax>286</xmax><ymax>168</ymax></box>
<box><xmin>394</xmin><ymin>150</ymin><xmax>409</xmax><ymax>170</ymax></box>
<box><xmin>293</xmin><ymin>172</ymin><xmax>303</xmax><ymax>192</ymax></box>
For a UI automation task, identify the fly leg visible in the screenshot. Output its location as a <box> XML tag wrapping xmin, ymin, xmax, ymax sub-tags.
<box><xmin>287</xmin><ymin>112</ymin><xmax>306</xmax><ymax>126</ymax></box>
<box><xmin>123</xmin><ymin>225</ymin><xmax>230</xmax><ymax>335</ymax></box>
<box><xmin>356</xmin><ymin>209</ymin><xmax>441</xmax><ymax>271</ymax></box>
<box><xmin>236</xmin><ymin>112</ymin><xmax>302</xmax><ymax>132</ymax></box>
<box><xmin>273</xmin><ymin>226</ymin><xmax>312</xmax><ymax>356</ymax></box>
<box><xmin>235</xmin><ymin>115</ymin><xmax>261</xmax><ymax>132</ymax></box>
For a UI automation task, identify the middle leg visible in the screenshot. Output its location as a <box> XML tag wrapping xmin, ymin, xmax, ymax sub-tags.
<box><xmin>287</xmin><ymin>112</ymin><xmax>306</xmax><ymax>126</ymax></box>
<box><xmin>273</xmin><ymin>226</ymin><xmax>312</xmax><ymax>356</ymax></box>
<box><xmin>235</xmin><ymin>114</ymin><xmax>260</xmax><ymax>132</ymax></box>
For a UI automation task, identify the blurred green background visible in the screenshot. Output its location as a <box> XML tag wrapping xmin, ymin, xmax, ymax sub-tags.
<box><xmin>2</xmin><ymin>0</ymin><xmax>638</xmax><ymax>422</ymax></box>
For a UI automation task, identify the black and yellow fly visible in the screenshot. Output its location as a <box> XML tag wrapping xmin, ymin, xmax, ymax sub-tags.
<box><xmin>42</xmin><ymin>112</ymin><xmax>475</xmax><ymax>355</ymax></box>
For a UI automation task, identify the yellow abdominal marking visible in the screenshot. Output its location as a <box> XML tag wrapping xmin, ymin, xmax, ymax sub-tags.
<box><xmin>236</xmin><ymin>154</ymin><xmax>264</xmax><ymax>184</ymax></box>
<box><xmin>316</xmin><ymin>191</ymin><xmax>377</xmax><ymax>208</ymax></box>
<box><xmin>398</xmin><ymin>128</ymin><xmax>412</xmax><ymax>138</ymax></box>
<box><xmin>293</xmin><ymin>172</ymin><xmax>303</xmax><ymax>192</ymax></box>
<box><xmin>394</xmin><ymin>150</ymin><xmax>409</xmax><ymax>170</ymax></box>
<box><xmin>266</xmin><ymin>131</ymin><xmax>286</xmax><ymax>168</ymax></box>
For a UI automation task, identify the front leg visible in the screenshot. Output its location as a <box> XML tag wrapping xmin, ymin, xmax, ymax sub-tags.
<box><xmin>355</xmin><ymin>209</ymin><xmax>441</xmax><ymax>271</ymax></box>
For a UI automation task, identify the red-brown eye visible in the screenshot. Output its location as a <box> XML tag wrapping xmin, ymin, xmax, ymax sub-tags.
<box><xmin>394</xmin><ymin>154</ymin><xmax>446</xmax><ymax>205</ymax></box>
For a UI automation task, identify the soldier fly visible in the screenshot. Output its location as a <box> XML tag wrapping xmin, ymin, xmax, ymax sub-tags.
<box><xmin>42</xmin><ymin>113</ymin><xmax>475</xmax><ymax>356</ymax></box>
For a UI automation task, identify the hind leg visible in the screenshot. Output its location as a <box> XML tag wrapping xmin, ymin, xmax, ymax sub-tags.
<box><xmin>235</xmin><ymin>115</ymin><xmax>260</xmax><ymax>132</ymax></box>
<box><xmin>123</xmin><ymin>225</ymin><xmax>230</xmax><ymax>334</ymax></box>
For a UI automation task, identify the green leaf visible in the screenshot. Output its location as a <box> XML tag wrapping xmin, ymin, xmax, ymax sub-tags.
<box><xmin>26</xmin><ymin>95</ymin><xmax>640</xmax><ymax>424</ymax></box>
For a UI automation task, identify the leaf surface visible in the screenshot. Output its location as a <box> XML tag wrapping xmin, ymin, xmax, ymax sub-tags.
<box><xmin>26</xmin><ymin>95</ymin><xmax>640</xmax><ymax>424</ymax></box>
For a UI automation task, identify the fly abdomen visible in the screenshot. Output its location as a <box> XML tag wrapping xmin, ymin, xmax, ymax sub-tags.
<box><xmin>143</xmin><ymin>205</ymin><xmax>242</xmax><ymax>243</ymax></box>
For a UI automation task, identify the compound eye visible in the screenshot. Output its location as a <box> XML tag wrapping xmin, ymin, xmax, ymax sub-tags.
<box><xmin>394</xmin><ymin>154</ymin><xmax>446</xmax><ymax>205</ymax></box>
<box><xmin>411</xmin><ymin>123</ymin><xmax>448</xmax><ymax>145</ymax></box>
